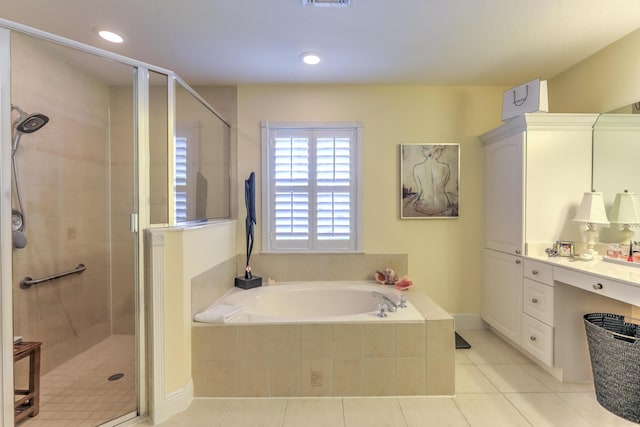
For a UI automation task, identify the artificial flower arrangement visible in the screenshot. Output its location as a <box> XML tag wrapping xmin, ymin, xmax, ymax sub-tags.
<box><xmin>374</xmin><ymin>268</ymin><xmax>413</xmax><ymax>291</ymax></box>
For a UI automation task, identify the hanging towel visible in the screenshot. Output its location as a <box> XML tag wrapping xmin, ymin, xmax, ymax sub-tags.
<box><xmin>193</xmin><ymin>304</ymin><xmax>244</xmax><ymax>323</ymax></box>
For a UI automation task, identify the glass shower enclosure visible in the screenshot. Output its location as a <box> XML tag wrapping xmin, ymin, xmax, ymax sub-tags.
<box><xmin>9</xmin><ymin>31</ymin><xmax>140</xmax><ymax>426</ymax></box>
<box><xmin>1</xmin><ymin>18</ymin><xmax>232</xmax><ymax>426</ymax></box>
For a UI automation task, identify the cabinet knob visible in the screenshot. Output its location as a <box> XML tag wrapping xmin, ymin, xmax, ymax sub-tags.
<box><xmin>593</xmin><ymin>283</ymin><xmax>603</xmax><ymax>290</ymax></box>
<box><xmin>532</xmin><ymin>270</ymin><xmax>539</xmax><ymax>275</ymax></box>
<box><xmin>515</xmin><ymin>259</ymin><xmax>521</xmax><ymax>264</ymax></box>
<box><xmin>530</xmin><ymin>336</ymin><xmax>537</xmax><ymax>342</ymax></box>
<box><xmin>515</xmin><ymin>249</ymin><xmax>521</xmax><ymax>255</ymax></box>
<box><xmin>531</xmin><ymin>298</ymin><xmax>538</xmax><ymax>304</ymax></box>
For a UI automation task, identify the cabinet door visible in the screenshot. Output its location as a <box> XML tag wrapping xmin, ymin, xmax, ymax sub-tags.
<box><xmin>484</xmin><ymin>133</ymin><xmax>525</xmax><ymax>255</ymax></box>
<box><xmin>525</xmin><ymin>129</ymin><xmax>592</xmax><ymax>245</ymax></box>
<box><xmin>482</xmin><ymin>249</ymin><xmax>523</xmax><ymax>344</ymax></box>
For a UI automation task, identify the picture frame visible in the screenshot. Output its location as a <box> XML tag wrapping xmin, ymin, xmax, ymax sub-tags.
<box><xmin>400</xmin><ymin>143</ymin><xmax>460</xmax><ymax>219</ymax></box>
<box><xmin>555</xmin><ymin>241</ymin><xmax>575</xmax><ymax>257</ymax></box>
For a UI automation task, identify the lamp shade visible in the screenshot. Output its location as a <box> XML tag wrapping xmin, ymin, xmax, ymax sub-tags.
<box><xmin>573</xmin><ymin>191</ymin><xmax>610</xmax><ymax>225</ymax></box>
<box><xmin>609</xmin><ymin>190</ymin><xmax>640</xmax><ymax>225</ymax></box>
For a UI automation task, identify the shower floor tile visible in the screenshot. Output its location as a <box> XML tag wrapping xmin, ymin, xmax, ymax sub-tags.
<box><xmin>17</xmin><ymin>334</ymin><xmax>136</xmax><ymax>427</ymax></box>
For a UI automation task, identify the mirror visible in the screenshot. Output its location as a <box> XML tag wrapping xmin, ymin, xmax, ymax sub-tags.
<box><xmin>592</xmin><ymin>108</ymin><xmax>640</xmax><ymax>243</ymax></box>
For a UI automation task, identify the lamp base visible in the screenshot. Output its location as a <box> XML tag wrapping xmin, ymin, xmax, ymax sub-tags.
<box><xmin>620</xmin><ymin>225</ymin><xmax>634</xmax><ymax>246</ymax></box>
<box><xmin>235</xmin><ymin>276</ymin><xmax>262</xmax><ymax>289</ymax></box>
<box><xmin>585</xmin><ymin>225</ymin><xmax>599</xmax><ymax>256</ymax></box>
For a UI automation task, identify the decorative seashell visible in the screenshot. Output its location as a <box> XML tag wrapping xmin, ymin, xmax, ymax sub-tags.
<box><xmin>375</xmin><ymin>268</ymin><xmax>403</xmax><ymax>285</ymax></box>
<box><xmin>395</xmin><ymin>276</ymin><xmax>413</xmax><ymax>291</ymax></box>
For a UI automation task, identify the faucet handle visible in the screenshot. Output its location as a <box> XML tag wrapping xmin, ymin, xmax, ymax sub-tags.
<box><xmin>398</xmin><ymin>294</ymin><xmax>407</xmax><ymax>308</ymax></box>
<box><xmin>376</xmin><ymin>303</ymin><xmax>388</xmax><ymax>318</ymax></box>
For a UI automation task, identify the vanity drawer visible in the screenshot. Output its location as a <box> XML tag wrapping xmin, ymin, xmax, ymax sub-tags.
<box><xmin>521</xmin><ymin>313</ymin><xmax>554</xmax><ymax>366</ymax></box>
<box><xmin>553</xmin><ymin>267</ymin><xmax>640</xmax><ymax>306</ymax></box>
<box><xmin>523</xmin><ymin>259</ymin><xmax>553</xmax><ymax>285</ymax></box>
<box><xmin>523</xmin><ymin>278</ymin><xmax>554</xmax><ymax>326</ymax></box>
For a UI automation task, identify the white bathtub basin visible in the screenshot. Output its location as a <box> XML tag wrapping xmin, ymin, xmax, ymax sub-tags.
<box><xmin>203</xmin><ymin>281</ymin><xmax>424</xmax><ymax>324</ymax></box>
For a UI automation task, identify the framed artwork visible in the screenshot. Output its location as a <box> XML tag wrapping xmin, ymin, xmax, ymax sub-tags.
<box><xmin>401</xmin><ymin>143</ymin><xmax>460</xmax><ymax>219</ymax></box>
<box><xmin>555</xmin><ymin>241</ymin><xmax>575</xmax><ymax>257</ymax></box>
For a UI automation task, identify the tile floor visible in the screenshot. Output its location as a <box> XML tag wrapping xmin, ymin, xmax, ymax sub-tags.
<box><xmin>140</xmin><ymin>329</ymin><xmax>639</xmax><ymax>427</ymax></box>
<box><xmin>17</xmin><ymin>335</ymin><xmax>137</xmax><ymax>427</ymax></box>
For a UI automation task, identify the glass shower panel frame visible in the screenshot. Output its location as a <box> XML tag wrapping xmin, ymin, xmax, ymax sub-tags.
<box><xmin>0</xmin><ymin>26</ymin><xmax>15</xmax><ymax>427</ymax></box>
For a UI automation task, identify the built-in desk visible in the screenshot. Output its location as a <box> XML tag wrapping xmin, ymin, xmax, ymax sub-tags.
<box><xmin>530</xmin><ymin>255</ymin><xmax>640</xmax><ymax>306</ymax></box>
<box><xmin>524</xmin><ymin>254</ymin><xmax>639</xmax><ymax>382</ymax></box>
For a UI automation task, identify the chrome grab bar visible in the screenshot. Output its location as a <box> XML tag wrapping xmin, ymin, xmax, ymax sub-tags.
<box><xmin>19</xmin><ymin>263</ymin><xmax>86</xmax><ymax>289</ymax></box>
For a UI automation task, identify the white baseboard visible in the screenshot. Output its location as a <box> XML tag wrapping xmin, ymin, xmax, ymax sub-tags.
<box><xmin>451</xmin><ymin>314</ymin><xmax>487</xmax><ymax>330</ymax></box>
<box><xmin>153</xmin><ymin>379</ymin><xmax>193</xmax><ymax>425</ymax></box>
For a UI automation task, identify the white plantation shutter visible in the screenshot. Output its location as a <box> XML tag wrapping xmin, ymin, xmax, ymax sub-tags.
<box><xmin>274</xmin><ymin>134</ymin><xmax>309</xmax><ymax>241</ymax></box>
<box><xmin>316</xmin><ymin>135</ymin><xmax>351</xmax><ymax>241</ymax></box>
<box><xmin>262</xmin><ymin>122</ymin><xmax>361</xmax><ymax>252</ymax></box>
<box><xmin>174</xmin><ymin>137</ymin><xmax>188</xmax><ymax>222</ymax></box>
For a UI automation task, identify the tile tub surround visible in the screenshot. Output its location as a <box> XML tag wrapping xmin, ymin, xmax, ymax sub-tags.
<box><xmin>240</xmin><ymin>253</ymin><xmax>409</xmax><ymax>283</ymax></box>
<box><xmin>191</xmin><ymin>291</ymin><xmax>454</xmax><ymax>397</ymax></box>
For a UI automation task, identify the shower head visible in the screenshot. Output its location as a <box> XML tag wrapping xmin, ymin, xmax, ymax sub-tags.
<box><xmin>11</xmin><ymin>104</ymin><xmax>49</xmax><ymax>155</ymax></box>
<box><xmin>15</xmin><ymin>113</ymin><xmax>49</xmax><ymax>134</ymax></box>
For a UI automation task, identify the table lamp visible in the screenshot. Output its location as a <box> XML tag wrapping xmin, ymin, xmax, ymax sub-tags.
<box><xmin>609</xmin><ymin>190</ymin><xmax>640</xmax><ymax>245</ymax></box>
<box><xmin>573</xmin><ymin>191</ymin><xmax>609</xmax><ymax>255</ymax></box>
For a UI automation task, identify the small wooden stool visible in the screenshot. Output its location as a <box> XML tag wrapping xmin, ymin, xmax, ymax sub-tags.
<box><xmin>13</xmin><ymin>341</ymin><xmax>41</xmax><ymax>423</ymax></box>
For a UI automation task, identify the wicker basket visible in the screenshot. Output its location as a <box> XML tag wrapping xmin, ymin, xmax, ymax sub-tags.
<box><xmin>583</xmin><ymin>313</ymin><xmax>640</xmax><ymax>423</ymax></box>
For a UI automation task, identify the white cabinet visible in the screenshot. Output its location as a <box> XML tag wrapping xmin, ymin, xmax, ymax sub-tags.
<box><xmin>521</xmin><ymin>314</ymin><xmax>554</xmax><ymax>366</ymax></box>
<box><xmin>482</xmin><ymin>113</ymin><xmax>597</xmax><ymax>253</ymax></box>
<box><xmin>484</xmin><ymin>132</ymin><xmax>524</xmax><ymax>255</ymax></box>
<box><xmin>523</xmin><ymin>279</ymin><xmax>554</xmax><ymax>325</ymax></box>
<box><xmin>482</xmin><ymin>250</ymin><xmax>523</xmax><ymax>343</ymax></box>
<box><xmin>522</xmin><ymin>259</ymin><xmax>554</xmax><ymax>365</ymax></box>
<box><xmin>480</xmin><ymin>113</ymin><xmax>598</xmax><ymax>365</ymax></box>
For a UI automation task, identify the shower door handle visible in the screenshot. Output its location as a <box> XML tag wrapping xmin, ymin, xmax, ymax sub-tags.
<box><xmin>130</xmin><ymin>213</ymin><xmax>138</xmax><ymax>233</ymax></box>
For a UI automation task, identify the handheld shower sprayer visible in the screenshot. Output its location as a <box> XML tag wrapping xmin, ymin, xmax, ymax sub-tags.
<box><xmin>10</xmin><ymin>104</ymin><xmax>49</xmax><ymax>249</ymax></box>
<box><xmin>11</xmin><ymin>104</ymin><xmax>49</xmax><ymax>155</ymax></box>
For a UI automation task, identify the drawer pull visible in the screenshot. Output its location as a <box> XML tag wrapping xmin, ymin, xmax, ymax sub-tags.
<box><xmin>515</xmin><ymin>259</ymin><xmax>521</xmax><ymax>264</ymax></box>
<box><xmin>529</xmin><ymin>336</ymin><xmax>537</xmax><ymax>342</ymax></box>
<box><xmin>531</xmin><ymin>298</ymin><xmax>538</xmax><ymax>304</ymax></box>
<box><xmin>515</xmin><ymin>249</ymin><xmax>521</xmax><ymax>254</ymax></box>
<box><xmin>593</xmin><ymin>283</ymin><xmax>603</xmax><ymax>290</ymax></box>
<box><xmin>532</xmin><ymin>270</ymin><xmax>539</xmax><ymax>275</ymax></box>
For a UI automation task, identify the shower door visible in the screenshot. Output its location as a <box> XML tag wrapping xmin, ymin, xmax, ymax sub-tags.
<box><xmin>10</xmin><ymin>32</ymin><xmax>140</xmax><ymax>426</ymax></box>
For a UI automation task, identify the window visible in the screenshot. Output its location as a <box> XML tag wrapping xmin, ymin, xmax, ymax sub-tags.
<box><xmin>261</xmin><ymin>121</ymin><xmax>362</xmax><ymax>252</ymax></box>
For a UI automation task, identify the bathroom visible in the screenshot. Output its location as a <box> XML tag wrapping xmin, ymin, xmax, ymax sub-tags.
<box><xmin>1</xmin><ymin>7</ymin><xmax>640</xmax><ymax>427</ymax></box>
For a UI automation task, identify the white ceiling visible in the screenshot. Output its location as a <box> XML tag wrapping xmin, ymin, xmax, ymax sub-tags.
<box><xmin>2</xmin><ymin>0</ymin><xmax>640</xmax><ymax>86</ymax></box>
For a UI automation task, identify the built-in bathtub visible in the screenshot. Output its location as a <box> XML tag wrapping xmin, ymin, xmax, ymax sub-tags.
<box><xmin>196</xmin><ymin>282</ymin><xmax>424</xmax><ymax>323</ymax></box>
<box><xmin>191</xmin><ymin>281</ymin><xmax>454</xmax><ymax>397</ymax></box>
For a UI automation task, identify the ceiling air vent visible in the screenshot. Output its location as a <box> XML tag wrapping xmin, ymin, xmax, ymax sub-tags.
<box><xmin>302</xmin><ymin>0</ymin><xmax>351</xmax><ymax>7</ymax></box>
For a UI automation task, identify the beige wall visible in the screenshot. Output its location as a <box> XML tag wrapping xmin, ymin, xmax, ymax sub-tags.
<box><xmin>236</xmin><ymin>85</ymin><xmax>506</xmax><ymax>314</ymax></box>
<box><xmin>549</xmin><ymin>28</ymin><xmax>640</xmax><ymax>113</ymax></box>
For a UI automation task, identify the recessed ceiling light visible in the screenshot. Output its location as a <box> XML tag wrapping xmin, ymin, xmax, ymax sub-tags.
<box><xmin>301</xmin><ymin>52</ymin><xmax>321</xmax><ymax>65</ymax></box>
<box><xmin>98</xmin><ymin>30</ymin><xmax>124</xmax><ymax>44</ymax></box>
<box><xmin>302</xmin><ymin>0</ymin><xmax>351</xmax><ymax>7</ymax></box>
